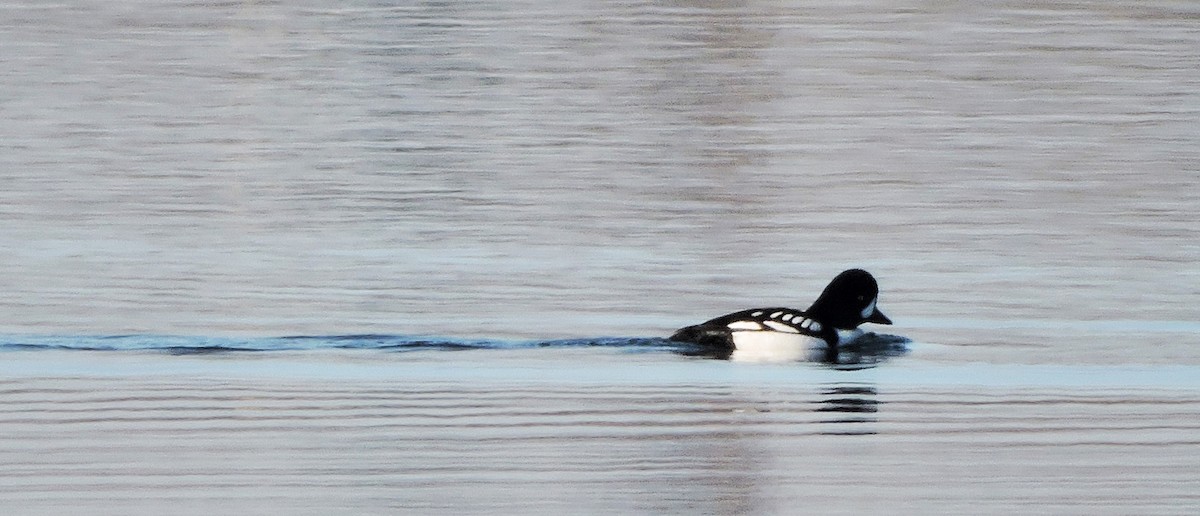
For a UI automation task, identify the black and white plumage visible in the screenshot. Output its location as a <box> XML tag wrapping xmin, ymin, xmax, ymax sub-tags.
<box><xmin>669</xmin><ymin>269</ymin><xmax>893</xmax><ymax>362</ymax></box>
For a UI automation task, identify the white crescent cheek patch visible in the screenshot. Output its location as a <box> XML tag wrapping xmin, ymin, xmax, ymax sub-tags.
<box><xmin>860</xmin><ymin>297</ymin><xmax>877</xmax><ymax>318</ymax></box>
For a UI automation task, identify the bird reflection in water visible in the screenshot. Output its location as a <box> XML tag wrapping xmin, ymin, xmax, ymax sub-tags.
<box><xmin>814</xmin><ymin>331</ymin><xmax>910</xmax><ymax>368</ymax></box>
<box><xmin>814</xmin><ymin>384</ymin><xmax>879</xmax><ymax>435</ymax></box>
<box><xmin>809</xmin><ymin>334</ymin><xmax>902</xmax><ymax>435</ymax></box>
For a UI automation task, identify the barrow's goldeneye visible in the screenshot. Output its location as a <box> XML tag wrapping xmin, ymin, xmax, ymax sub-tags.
<box><xmin>669</xmin><ymin>269</ymin><xmax>892</xmax><ymax>362</ymax></box>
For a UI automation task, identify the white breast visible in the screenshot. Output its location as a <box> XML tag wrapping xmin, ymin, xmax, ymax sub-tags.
<box><xmin>729</xmin><ymin>331</ymin><xmax>825</xmax><ymax>363</ymax></box>
<box><xmin>836</xmin><ymin>328</ymin><xmax>864</xmax><ymax>345</ymax></box>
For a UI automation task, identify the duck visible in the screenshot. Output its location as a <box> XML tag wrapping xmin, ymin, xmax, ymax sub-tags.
<box><xmin>669</xmin><ymin>269</ymin><xmax>892</xmax><ymax>361</ymax></box>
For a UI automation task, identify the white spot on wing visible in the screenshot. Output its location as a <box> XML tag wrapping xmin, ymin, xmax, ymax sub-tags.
<box><xmin>811</xmin><ymin>322</ymin><xmax>822</xmax><ymax>332</ymax></box>
<box><xmin>727</xmin><ymin>321</ymin><xmax>763</xmax><ymax>331</ymax></box>
<box><xmin>799</xmin><ymin>319</ymin><xmax>811</xmax><ymax>329</ymax></box>
<box><xmin>781</xmin><ymin>314</ymin><xmax>793</xmax><ymax>322</ymax></box>
<box><xmin>751</xmin><ymin>311</ymin><xmax>763</xmax><ymax>317</ymax></box>
<box><xmin>762</xmin><ymin>321</ymin><xmax>800</xmax><ymax>333</ymax></box>
<box><xmin>770</xmin><ymin>311</ymin><xmax>783</xmax><ymax>319</ymax></box>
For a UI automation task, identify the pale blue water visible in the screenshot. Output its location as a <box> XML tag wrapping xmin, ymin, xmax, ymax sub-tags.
<box><xmin>1</xmin><ymin>0</ymin><xmax>1199</xmax><ymax>514</ymax></box>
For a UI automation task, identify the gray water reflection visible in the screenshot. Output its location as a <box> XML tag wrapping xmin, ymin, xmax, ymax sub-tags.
<box><xmin>4</xmin><ymin>352</ymin><xmax>1198</xmax><ymax>514</ymax></box>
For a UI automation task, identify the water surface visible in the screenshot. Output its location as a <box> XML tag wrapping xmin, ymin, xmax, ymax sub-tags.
<box><xmin>1</xmin><ymin>0</ymin><xmax>1198</xmax><ymax>514</ymax></box>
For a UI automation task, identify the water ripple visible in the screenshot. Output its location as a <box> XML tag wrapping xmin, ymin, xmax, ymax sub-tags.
<box><xmin>0</xmin><ymin>333</ymin><xmax>910</xmax><ymax>365</ymax></box>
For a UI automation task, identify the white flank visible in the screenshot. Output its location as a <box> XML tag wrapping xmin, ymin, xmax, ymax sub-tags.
<box><xmin>726</xmin><ymin>320</ymin><xmax>763</xmax><ymax>331</ymax></box>
<box><xmin>762</xmin><ymin>320</ymin><xmax>800</xmax><ymax>333</ymax></box>
<box><xmin>860</xmin><ymin>297</ymin><xmax>877</xmax><ymax>318</ymax></box>
<box><xmin>730</xmin><ymin>331</ymin><xmax>821</xmax><ymax>363</ymax></box>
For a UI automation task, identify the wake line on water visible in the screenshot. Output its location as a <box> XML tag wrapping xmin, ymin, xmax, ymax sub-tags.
<box><xmin>0</xmin><ymin>334</ymin><xmax>685</xmax><ymax>354</ymax></box>
<box><xmin>0</xmin><ymin>333</ymin><xmax>911</xmax><ymax>367</ymax></box>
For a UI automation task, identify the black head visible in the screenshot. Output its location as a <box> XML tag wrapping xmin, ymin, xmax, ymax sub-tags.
<box><xmin>805</xmin><ymin>269</ymin><xmax>892</xmax><ymax>330</ymax></box>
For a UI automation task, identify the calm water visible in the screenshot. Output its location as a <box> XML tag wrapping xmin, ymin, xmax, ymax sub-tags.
<box><xmin>1</xmin><ymin>0</ymin><xmax>1199</xmax><ymax>514</ymax></box>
